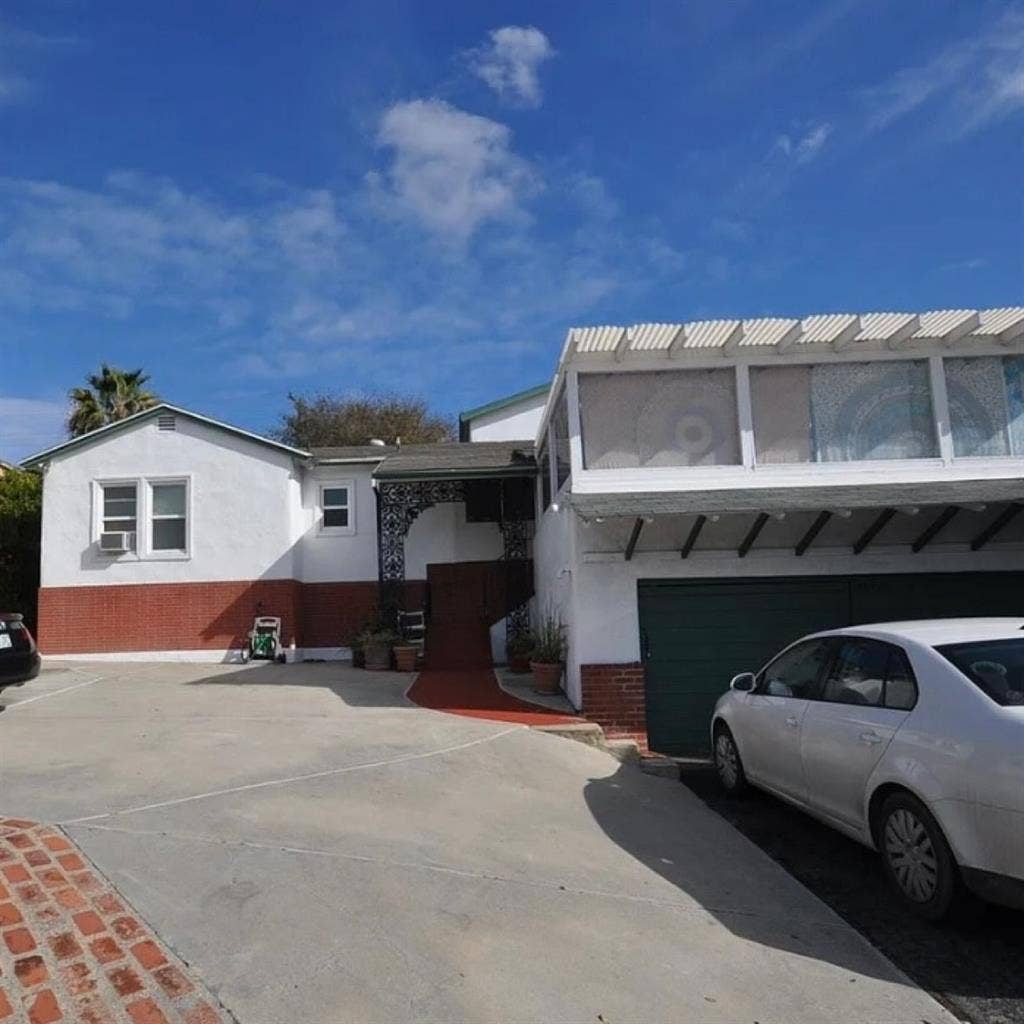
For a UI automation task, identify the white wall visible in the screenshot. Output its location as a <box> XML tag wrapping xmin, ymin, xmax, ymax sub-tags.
<box><xmin>405</xmin><ymin>502</ymin><xmax>504</xmax><ymax>579</ymax></box>
<box><xmin>297</xmin><ymin>464</ymin><xmax>380</xmax><ymax>582</ymax></box>
<box><xmin>532</xmin><ymin>500</ymin><xmax>581</xmax><ymax>706</ymax></box>
<box><xmin>570</xmin><ymin>531</ymin><xmax>1024</xmax><ymax>672</ymax></box>
<box><xmin>467</xmin><ymin>391</ymin><xmax>548</xmax><ymax>442</ymax></box>
<box><xmin>40</xmin><ymin>416</ymin><xmax>302</xmax><ymax>587</ymax></box>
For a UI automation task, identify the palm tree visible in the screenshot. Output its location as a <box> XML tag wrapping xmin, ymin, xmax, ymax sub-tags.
<box><xmin>67</xmin><ymin>365</ymin><xmax>160</xmax><ymax>437</ymax></box>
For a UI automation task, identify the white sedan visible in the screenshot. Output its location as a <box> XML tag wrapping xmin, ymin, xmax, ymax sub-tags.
<box><xmin>711</xmin><ymin>618</ymin><xmax>1024</xmax><ymax>920</ymax></box>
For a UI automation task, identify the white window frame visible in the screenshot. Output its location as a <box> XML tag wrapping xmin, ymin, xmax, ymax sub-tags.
<box><xmin>94</xmin><ymin>478</ymin><xmax>141</xmax><ymax>560</ymax></box>
<box><xmin>319</xmin><ymin>480</ymin><xmax>356</xmax><ymax>536</ymax></box>
<box><xmin>147</xmin><ymin>477</ymin><xmax>191</xmax><ymax>560</ymax></box>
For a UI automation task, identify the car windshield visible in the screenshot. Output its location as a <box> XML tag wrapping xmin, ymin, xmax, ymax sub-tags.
<box><xmin>936</xmin><ymin>638</ymin><xmax>1024</xmax><ymax>707</ymax></box>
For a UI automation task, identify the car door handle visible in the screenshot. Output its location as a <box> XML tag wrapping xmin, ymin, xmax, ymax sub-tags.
<box><xmin>859</xmin><ymin>731</ymin><xmax>883</xmax><ymax>745</ymax></box>
<box><xmin>785</xmin><ymin>715</ymin><xmax>800</xmax><ymax>728</ymax></box>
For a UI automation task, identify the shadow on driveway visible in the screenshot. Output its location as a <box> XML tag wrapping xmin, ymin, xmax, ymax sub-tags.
<box><xmin>678</xmin><ymin>761</ymin><xmax>1024</xmax><ymax>1024</ymax></box>
<box><xmin>182</xmin><ymin>660</ymin><xmax>415</xmax><ymax>708</ymax></box>
<box><xmin>582</xmin><ymin>759</ymin><xmax>919</xmax><ymax>986</ymax></box>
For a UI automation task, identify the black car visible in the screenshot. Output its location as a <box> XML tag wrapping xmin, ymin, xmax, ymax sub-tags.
<box><xmin>0</xmin><ymin>612</ymin><xmax>40</xmax><ymax>693</ymax></box>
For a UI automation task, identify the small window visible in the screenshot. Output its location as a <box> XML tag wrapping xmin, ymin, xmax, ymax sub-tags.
<box><xmin>757</xmin><ymin>639</ymin><xmax>832</xmax><ymax>699</ymax></box>
<box><xmin>151</xmin><ymin>482</ymin><xmax>187</xmax><ymax>551</ymax></box>
<box><xmin>102</xmin><ymin>483</ymin><xmax>138</xmax><ymax>534</ymax></box>
<box><xmin>321</xmin><ymin>485</ymin><xmax>352</xmax><ymax>531</ymax></box>
<box><xmin>821</xmin><ymin>639</ymin><xmax>888</xmax><ymax>707</ymax></box>
<box><xmin>884</xmin><ymin>650</ymin><xmax>918</xmax><ymax>711</ymax></box>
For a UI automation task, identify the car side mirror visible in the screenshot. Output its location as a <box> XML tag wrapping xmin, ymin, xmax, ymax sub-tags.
<box><xmin>730</xmin><ymin>672</ymin><xmax>756</xmax><ymax>693</ymax></box>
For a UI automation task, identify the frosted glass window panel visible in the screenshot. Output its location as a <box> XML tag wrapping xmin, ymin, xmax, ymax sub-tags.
<box><xmin>551</xmin><ymin>389</ymin><xmax>571</xmax><ymax>489</ymax></box>
<box><xmin>750</xmin><ymin>365</ymin><xmax>812</xmax><ymax>463</ymax></box>
<box><xmin>944</xmin><ymin>357</ymin><xmax>1010</xmax><ymax>457</ymax></box>
<box><xmin>580</xmin><ymin>370</ymin><xmax>740</xmax><ymax>469</ymax></box>
<box><xmin>1003</xmin><ymin>356</ymin><xmax>1024</xmax><ymax>455</ymax></box>
<box><xmin>810</xmin><ymin>361</ymin><xmax>937</xmax><ymax>462</ymax></box>
<box><xmin>152</xmin><ymin>483</ymin><xmax>186</xmax><ymax>517</ymax></box>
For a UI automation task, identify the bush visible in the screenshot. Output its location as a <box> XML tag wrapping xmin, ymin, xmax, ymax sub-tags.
<box><xmin>0</xmin><ymin>470</ymin><xmax>41</xmax><ymax>631</ymax></box>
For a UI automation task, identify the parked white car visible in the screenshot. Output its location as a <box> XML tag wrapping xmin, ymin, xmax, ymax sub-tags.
<box><xmin>711</xmin><ymin>619</ymin><xmax>1024</xmax><ymax>920</ymax></box>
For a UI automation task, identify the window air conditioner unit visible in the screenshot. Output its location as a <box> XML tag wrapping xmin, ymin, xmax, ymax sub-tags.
<box><xmin>99</xmin><ymin>531</ymin><xmax>135</xmax><ymax>553</ymax></box>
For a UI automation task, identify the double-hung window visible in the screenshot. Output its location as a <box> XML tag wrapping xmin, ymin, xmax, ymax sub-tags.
<box><xmin>151</xmin><ymin>482</ymin><xmax>188</xmax><ymax>552</ymax></box>
<box><xmin>102</xmin><ymin>484</ymin><xmax>138</xmax><ymax>539</ymax></box>
<box><xmin>320</xmin><ymin>484</ymin><xmax>353</xmax><ymax>533</ymax></box>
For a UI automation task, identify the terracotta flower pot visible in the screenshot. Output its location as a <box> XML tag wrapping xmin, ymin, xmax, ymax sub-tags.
<box><xmin>364</xmin><ymin>642</ymin><xmax>392</xmax><ymax>671</ymax></box>
<box><xmin>508</xmin><ymin>652</ymin><xmax>531</xmax><ymax>675</ymax></box>
<box><xmin>530</xmin><ymin>661</ymin><xmax>563</xmax><ymax>694</ymax></box>
<box><xmin>393</xmin><ymin>645</ymin><xmax>418</xmax><ymax>672</ymax></box>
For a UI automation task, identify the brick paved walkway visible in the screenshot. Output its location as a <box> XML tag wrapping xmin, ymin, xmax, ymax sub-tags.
<box><xmin>0</xmin><ymin>818</ymin><xmax>230</xmax><ymax>1024</ymax></box>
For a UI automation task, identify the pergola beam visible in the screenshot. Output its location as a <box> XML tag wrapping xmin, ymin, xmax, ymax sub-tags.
<box><xmin>795</xmin><ymin>511</ymin><xmax>831</xmax><ymax>556</ymax></box>
<box><xmin>624</xmin><ymin>517</ymin><xmax>645</xmax><ymax>561</ymax></box>
<box><xmin>680</xmin><ymin>514</ymin><xmax>707</xmax><ymax>559</ymax></box>
<box><xmin>970</xmin><ymin>503</ymin><xmax>1022</xmax><ymax>551</ymax></box>
<box><xmin>853</xmin><ymin>508</ymin><xmax>896</xmax><ymax>554</ymax></box>
<box><xmin>911</xmin><ymin>505</ymin><xmax>959</xmax><ymax>553</ymax></box>
<box><xmin>738</xmin><ymin>512</ymin><xmax>769</xmax><ymax>558</ymax></box>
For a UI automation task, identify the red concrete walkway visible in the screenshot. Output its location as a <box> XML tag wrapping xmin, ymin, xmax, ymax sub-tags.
<box><xmin>407</xmin><ymin>669</ymin><xmax>581</xmax><ymax>726</ymax></box>
<box><xmin>0</xmin><ymin>818</ymin><xmax>229</xmax><ymax>1024</ymax></box>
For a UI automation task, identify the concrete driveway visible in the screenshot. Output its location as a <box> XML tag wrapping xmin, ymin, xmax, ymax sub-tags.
<box><xmin>1</xmin><ymin>661</ymin><xmax>956</xmax><ymax>1024</ymax></box>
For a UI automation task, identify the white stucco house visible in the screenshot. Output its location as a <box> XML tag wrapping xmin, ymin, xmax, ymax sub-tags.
<box><xmin>23</xmin><ymin>304</ymin><xmax>1024</xmax><ymax>753</ymax></box>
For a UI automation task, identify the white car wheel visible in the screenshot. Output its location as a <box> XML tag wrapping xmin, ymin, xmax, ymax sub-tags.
<box><xmin>878</xmin><ymin>792</ymin><xmax>959</xmax><ymax>921</ymax></box>
<box><xmin>714</xmin><ymin>727</ymin><xmax>747</xmax><ymax>795</ymax></box>
<box><xmin>884</xmin><ymin>808</ymin><xmax>940</xmax><ymax>903</ymax></box>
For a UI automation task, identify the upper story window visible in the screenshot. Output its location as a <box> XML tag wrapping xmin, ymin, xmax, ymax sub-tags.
<box><xmin>551</xmin><ymin>389</ymin><xmax>571</xmax><ymax>490</ymax></box>
<box><xmin>151</xmin><ymin>482</ymin><xmax>187</xmax><ymax>552</ymax></box>
<box><xmin>320</xmin><ymin>483</ymin><xmax>354</xmax><ymax>534</ymax></box>
<box><xmin>750</xmin><ymin>359</ymin><xmax>937</xmax><ymax>463</ymax></box>
<box><xmin>945</xmin><ymin>355</ymin><xmax>1024</xmax><ymax>457</ymax></box>
<box><xmin>579</xmin><ymin>369</ymin><xmax>740</xmax><ymax>469</ymax></box>
<box><xmin>538</xmin><ymin>440</ymin><xmax>552</xmax><ymax>511</ymax></box>
<box><xmin>102</xmin><ymin>483</ymin><xmax>138</xmax><ymax>535</ymax></box>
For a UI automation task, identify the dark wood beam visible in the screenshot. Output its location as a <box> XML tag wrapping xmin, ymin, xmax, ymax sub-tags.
<box><xmin>971</xmin><ymin>503</ymin><xmax>1023</xmax><ymax>551</ymax></box>
<box><xmin>852</xmin><ymin>508</ymin><xmax>896</xmax><ymax>555</ymax></box>
<box><xmin>795</xmin><ymin>511</ymin><xmax>832</xmax><ymax>557</ymax></box>
<box><xmin>738</xmin><ymin>512</ymin><xmax>769</xmax><ymax>558</ymax></box>
<box><xmin>624</xmin><ymin>517</ymin><xmax>645</xmax><ymax>561</ymax></box>
<box><xmin>912</xmin><ymin>505</ymin><xmax>959</xmax><ymax>553</ymax></box>
<box><xmin>680</xmin><ymin>515</ymin><xmax>707</xmax><ymax>559</ymax></box>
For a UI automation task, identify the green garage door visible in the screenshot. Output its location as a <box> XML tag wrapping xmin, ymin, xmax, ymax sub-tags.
<box><xmin>638</xmin><ymin>573</ymin><xmax>1024</xmax><ymax>755</ymax></box>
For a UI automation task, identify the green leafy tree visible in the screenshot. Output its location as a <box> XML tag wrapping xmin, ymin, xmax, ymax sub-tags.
<box><xmin>0</xmin><ymin>469</ymin><xmax>42</xmax><ymax>630</ymax></box>
<box><xmin>273</xmin><ymin>393</ymin><xmax>455</xmax><ymax>448</ymax></box>
<box><xmin>68</xmin><ymin>365</ymin><xmax>159</xmax><ymax>437</ymax></box>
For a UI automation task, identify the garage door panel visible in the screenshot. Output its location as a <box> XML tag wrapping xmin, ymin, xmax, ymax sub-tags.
<box><xmin>639</xmin><ymin>579</ymin><xmax>849</xmax><ymax>754</ymax></box>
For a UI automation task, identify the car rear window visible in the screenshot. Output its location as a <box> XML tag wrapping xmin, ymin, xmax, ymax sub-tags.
<box><xmin>936</xmin><ymin>639</ymin><xmax>1024</xmax><ymax>707</ymax></box>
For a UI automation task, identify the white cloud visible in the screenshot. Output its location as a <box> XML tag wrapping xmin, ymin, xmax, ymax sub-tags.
<box><xmin>775</xmin><ymin>122</ymin><xmax>832</xmax><ymax>163</ymax></box>
<box><xmin>373</xmin><ymin>99</ymin><xmax>537</xmax><ymax>243</ymax></box>
<box><xmin>0</xmin><ymin>397</ymin><xmax>67</xmax><ymax>462</ymax></box>
<box><xmin>467</xmin><ymin>26</ymin><xmax>555</xmax><ymax>108</ymax></box>
<box><xmin>865</xmin><ymin>7</ymin><xmax>1024</xmax><ymax>137</ymax></box>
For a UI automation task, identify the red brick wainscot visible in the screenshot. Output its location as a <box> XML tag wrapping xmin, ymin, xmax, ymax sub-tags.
<box><xmin>579</xmin><ymin>662</ymin><xmax>648</xmax><ymax>751</ymax></box>
<box><xmin>37</xmin><ymin>579</ymin><xmax>427</xmax><ymax>655</ymax></box>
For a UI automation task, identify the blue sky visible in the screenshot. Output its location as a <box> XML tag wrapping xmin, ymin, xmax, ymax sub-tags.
<box><xmin>2</xmin><ymin>0</ymin><xmax>1023</xmax><ymax>461</ymax></box>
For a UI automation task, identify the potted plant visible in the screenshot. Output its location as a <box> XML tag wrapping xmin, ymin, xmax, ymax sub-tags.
<box><xmin>392</xmin><ymin>642</ymin><xmax>419</xmax><ymax>672</ymax></box>
<box><xmin>529</xmin><ymin>614</ymin><xmax>566</xmax><ymax>694</ymax></box>
<box><xmin>356</xmin><ymin>626</ymin><xmax>399</xmax><ymax>671</ymax></box>
<box><xmin>506</xmin><ymin>634</ymin><xmax>533</xmax><ymax>675</ymax></box>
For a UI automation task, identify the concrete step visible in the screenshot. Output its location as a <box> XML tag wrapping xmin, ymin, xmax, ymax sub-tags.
<box><xmin>531</xmin><ymin>722</ymin><xmax>606</xmax><ymax>748</ymax></box>
<box><xmin>638</xmin><ymin>754</ymin><xmax>681</xmax><ymax>778</ymax></box>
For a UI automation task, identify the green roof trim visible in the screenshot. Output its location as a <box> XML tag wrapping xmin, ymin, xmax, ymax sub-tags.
<box><xmin>458</xmin><ymin>384</ymin><xmax>549</xmax><ymax>425</ymax></box>
<box><xmin>20</xmin><ymin>403</ymin><xmax>310</xmax><ymax>468</ymax></box>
